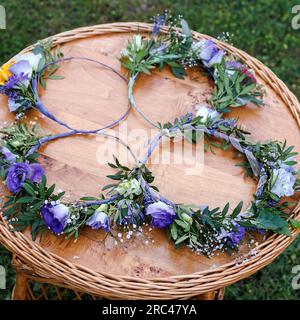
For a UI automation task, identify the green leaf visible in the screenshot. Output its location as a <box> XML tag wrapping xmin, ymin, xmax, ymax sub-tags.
<box><xmin>108</xmin><ymin>162</ymin><xmax>118</xmax><ymax>169</ymax></box>
<box><xmin>283</xmin><ymin>161</ymin><xmax>297</xmax><ymax>166</ymax></box>
<box><xmin>106</xmin><ymin>174</ymin><xmax>123</xmax><ymax>181</ymax></box>
<box><xmin>46</xmin><ymin>184</ymin><xmax>56</xmax><ymax>197</ymax></box>
<box><xmin>31</xmin><ymin>219</ymin><xmax>44</xmax><ymax>241</ymax></box>
<box><xmin>255</xmin><ymin>209</ymin><xmax>289</xmax><ymax>231</ymax></box>
<box><xmin>102</xmin><ymin>184</ymin><xmax>118</xmax><ymax>191</ymax></box>
<box><xmin>22</xmin><ymin>182</ymin><xmax>36</xmax><ymax>197</ymax></box>
<box><xmin>48</xmin><ymin>74</ymin><xmax>64</xmax><ymax>80</ymax></box>
<box><xmin>222</xmin><ymin>203</ymin><xmax>230</xmax><ymax>217</ymax></box>
<box><xmin>168</xmin><ymin>62</ymin><xmax>186</xmax><ymax>79</ymax></box>
<box><xmin>80</xmin><ymin>197</ymin><xmax>99</xmax><ymax>201</ymax></box>
<box><xmin>240</xmin><ymin>83</ymin><xmax>256</xmax><ymax>95</ymax></box>
<box><xmin>41</xmin><ymin>175</ymin><xmax>47</xmax><ymax>188</ymax></box>
<box><xmin>150</xmin><ymin>185</ymin><xmax>160</xmax><ymax>192</ymax></box>
<box><xmin>290</xmin><ymin>219</ymin><xmax>300</xmax><ymax>229</ymax></box>
<box><xmin>231</xmin><ymin>201</ymin><xmax>243</xmax><ymax>218</ymax></box>
<box><xmin>175</xmin><ymin>219</ymin><xmax>190</xmax><ymax>231</ymax></box>
<box><xmin>170</xmin><ymin>223</ymin><xmax>178</xmax><ymax>240</ymax></box>
<box><xmin>16</xmin><ymin>197</ymin><xmax>35</xmax><ymax>204</ymax></box>
<box><xmin>276</xmin><ymin>226</ymin><xmax>292</xmax><ymax>237</ymax></box>
<box><xmin>175</xmin><ymin>234</ymin><xmax>189</xmax><ymax>245</ymax></box>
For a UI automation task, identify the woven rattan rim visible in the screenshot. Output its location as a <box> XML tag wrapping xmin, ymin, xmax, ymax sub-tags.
<box><xmin>1</xmin><ymin>22</ymin><xmax>300</xmax><ymax>299</ymax></box>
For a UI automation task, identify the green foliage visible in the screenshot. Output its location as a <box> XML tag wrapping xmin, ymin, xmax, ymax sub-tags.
<box><xmin>0</xmin><ymin>0</ymin><xmax>299</xmax><ymax>98</ymax></box>
<box><xmin>33</xmin><ymin>39</ymin><xmax>64</xmax><ymax>89</ymax></box>
<box><xmin>210</xmin><ymin>64</ymin><xmax>264</xmax><ymax>112</ymax></box>
<box><xmin>0</xmin><ymin>123</ymin><xmax>44</xmax><ymax>157</ymax></box>
<box><xmin>104</xmin><ymin>156</ymin><xmax>157</xmax><ymax>192</ymax></box>
<box><xmin>170</xmin><ymin>201</ymin><xmax>245</xmax><ymax>254</ymax></box>
<box><xmin>63</xmin><ymin>205</ymin><xmax>97</xmax><ymax>240</ymax></box>
<box><xmin>3</xmin><ymin>175</ymin><xmax>65</xmax><ymax>240</ymax></box>
<box><xmin>121</xmin><ymin>36</ymin><xmax>157</xmax><ymax>76</ymax></box>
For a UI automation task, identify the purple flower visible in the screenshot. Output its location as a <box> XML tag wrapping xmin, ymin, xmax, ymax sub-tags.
<box><xmin>41</xmin><ymin>203</ymin><xmax>69</xmax><ymax>234</ymax></box>
<box><xmin>181</xmin><ymin>112</ymin><xmax>194</xmax><ymax>124</ymax></box>
<box><xmin>227</xmin><ymin>223</ymin><xmax>245</xmax><ymax>247</ymax></box>
<box><xmin>142</xmin><ymin>188</ymin><xmax>155</xmax><ymax>208</ymax></box>
<box><xmin>266</xmin><ymin>199</ymin><xmax>278</xmax><ymax>207</ymax></box>
<box><xmin>1</xmin><ymin>147</ymin><xmax>18</xmax><ymax>163</ymax></box>
<box><xmin>0</xmin><ymin>73</ymin><xmax>29</xmax><ymax>91</ymax></box>
<box><xmin>241</xmin><ymin>67</ymin><xmax>257</xmax><ymax>83</ymax></box>
<box><xmin>0</xmin><ymin>73</ymin><xmax>32</xmax><ymax>112</ymax></box>
<box><xmin>29</xmin><ymin>163</ymin><xmax>44</xmax><ymax>182</ymax></box>
<box><xmin>9</xmin><ymin>61</ymin><xmax>32</xmax><ymax>87</ymax></box>
<box><xmin>225</xmin><ymin>61</ymin><xmax>256</xmax><ymax>83</ymax></box>
<box><xmin>149</xmin><ymin>43</ymin><xmax>167</xmax><ymax>56</ymax></box>
<box><xmin>225</xmin><ymin>61</ymin><xmax>243</xmax><ymax>70</ymax></box>
<box><xmin>199</xmin><ymin>40</ymin><xmax>225</xmax><ymax>67</ymax></box>
<box><xmin>146</xmin><ymin>201</ymin><xmax>176</xmax><ymax>228</ymax></box>
<box><xmin>118</xmin><ymin>200</ymin><xmax>144</xmax><ymax>225</ymax></box>
<box><xmin>86</xmin><ymin>209</ymin><xmax>110</xmax><ymax>231</ymax></box>
<box><xmin>221</xmin><ymin>118</ymin><xmax>237</xmax><ymax>129</ymax></box>
<box><xmin>152</xmin><ymin>15</ymin><xmax>165</xmax><ymax>36</ymax></box>
<box><xmin>6</xmin><ymin>162</ymin><xmax>44</xmax><ymax>194</ymax></box>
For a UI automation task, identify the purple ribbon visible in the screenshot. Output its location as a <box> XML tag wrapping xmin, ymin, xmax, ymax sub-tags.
<box><xmin>78</xmin><ymin>194</ymin><xmax>121</xmax><ymax>207</ymax></box>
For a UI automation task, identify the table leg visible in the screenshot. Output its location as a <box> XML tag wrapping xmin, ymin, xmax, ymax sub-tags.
<box><xmin>12</xmin><ymin>272</ymin><xmax>28</xmax><ymax>300</ymax></box>
<box><xmin>194</xmin><ymin>287</ymin><xmax>225</xmax><ymax>300</ymax></box>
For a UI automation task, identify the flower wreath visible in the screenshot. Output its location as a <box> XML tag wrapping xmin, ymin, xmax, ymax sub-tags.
<box><xmin>0</xmin><ymin>14</ymin><xmax>299</xmax><ymax>256</ymax></box>
<box><xmin>0</xmin><ymin>39</ymin><xmax>130</xmax><ymax>131</ymax></box>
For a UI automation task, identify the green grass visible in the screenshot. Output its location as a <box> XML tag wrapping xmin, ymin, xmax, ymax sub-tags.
<box><xmin>0</xmin><ymin>0</ymin><xmax>300</xmax><ymax>300</ymax></box>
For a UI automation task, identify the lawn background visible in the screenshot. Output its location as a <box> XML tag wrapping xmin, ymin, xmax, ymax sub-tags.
<box><xmin>0</xmin><ymin>0</ymin><xmax>300</xmax><ymax>299</ymax></box>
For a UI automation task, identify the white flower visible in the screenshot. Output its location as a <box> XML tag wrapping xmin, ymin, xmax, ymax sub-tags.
<box><xmin>14</xmin><ymin>52</ymin><xmax>42</xmax><ymax>72</ymax></box>
<box><xmin>270</xmin><ymin>168</ymin><xmax>296</xmax><ymax>198</ymax></box>
<box><xmin>133</xmin><ymin>35</ymin><xmax>142</xmax><ymax>51</ymax></box>
<box><xmin>120</xmin><ymin>48</ymin><xmax>129</xmax><ymax>58</ymax></box>
<box><xmin>115</xmin><ymin>178</ymin><xmax>142</xmax><ymax>198</ymax></box>
<box><xmin>195</xmin><ymin>105</ymin><xmax>220</xmax><ymax>122</ymax></box>
<box><xmin>191</xmin><ymin>40</ymin><xmax>204</xmax><ymax>55</ymax></box>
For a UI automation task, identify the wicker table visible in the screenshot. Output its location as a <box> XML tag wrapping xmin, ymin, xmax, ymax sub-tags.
<box><xmin>0</xmin><ymin>23</ymin><xmax>300</xmax><ymax>300</ymax></box>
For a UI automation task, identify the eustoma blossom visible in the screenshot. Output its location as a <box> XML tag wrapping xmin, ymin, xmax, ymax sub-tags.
<box><xmin>6</xmin><ymin>162</ymin><xmax>44</xmax><ymax>194</ymax></box>
<box><xmin>86</xmin><ymin>205</ymin><xmax>110</xmax><ymax>231</ymax></box>
<box><xmin>193</xmin><ymin>39</ymin><xmax>225</xmax><ymax>67</ymax></box>
<box><xmin>41</xmin><ymin>203</ymin><xmax>69</xmax><ymax>234</ymax></box>
<box><xmin>146</xmin><ymin>201</ymin><xmax>177</xmax><ymax>228</ymax></box>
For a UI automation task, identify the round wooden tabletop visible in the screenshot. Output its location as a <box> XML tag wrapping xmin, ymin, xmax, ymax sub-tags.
<box><xmin>1</xmin><ymin>26</ymin><xmax>300</xmax><ymax>281</ymax></box>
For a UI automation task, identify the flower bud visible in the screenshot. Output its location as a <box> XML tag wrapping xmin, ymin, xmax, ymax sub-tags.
<box><xmin>10</xmin><ymin>140</ymin><xmax>22</xmax><ymax>147</ymax></box>
<box><xmin>96</xmin><ymin>204</ymin><xmax>109</xmax><ymax>213</ymax></box>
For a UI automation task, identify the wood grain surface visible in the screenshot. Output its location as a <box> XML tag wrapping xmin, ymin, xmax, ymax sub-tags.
<box><xmin>0</xmin><ymin>32</ymin><xmax>299</xmax><ymax>278</ymax></box>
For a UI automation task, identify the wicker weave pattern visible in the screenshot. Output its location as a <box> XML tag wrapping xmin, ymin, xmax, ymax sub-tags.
<box><xmin>1</xmin><ymin>23</ymin><xmax>300</xmax><ymax>300</ymax></box>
